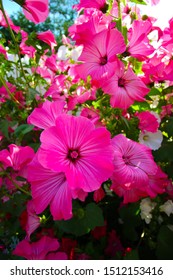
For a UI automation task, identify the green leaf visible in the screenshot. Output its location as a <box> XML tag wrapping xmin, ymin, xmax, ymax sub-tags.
<box><xmin>119</xmin><ymin>203</ymin><xmax>141</xmax><ymax>241</ymax></box>
<box><xmin>56</xmin><ymin>203</ymin><xmax>104</xmax><ymax>237</ymax></box>
<box><xmin>13</xmin><ymin>124</ymin><xmax>34</xmax><ymax>137</ymax></box>
<box><xmin>124</xmin><ymin>249</ymin><xmax>139</xmax><ymax>260</ymax></box>
<box><xmin>156</xmin><ymin>226</ymin><xmax>173</xmax><ymax>259</ymax></box>
<box><xmin>148</xmin><ymin>88</ymin><xmax>161</xmax><ymax>96</ymax></box>
<box><xmin>163</xmin><ymin>117</ymin><xmax>173</xmax><ymax>137</ymax></box>
<box><xmin>153</xmin><ymin>141</ymin><xmax>173</xmax><ymax>162</ymax></box>
<box><xmin>85</xmin><ymin>203</ymin><xmax>104</xmax><ymax>229</ymax></box>
<box><xmin>0</xmin><ymin>119</ymin><xmax>9</xmax><ymax>139</ymax></box>
<box><xmin>131</xmin><ymin>101</ymin><xmax>150</xmax><ymax>111</ymax></box>
<box><xmin>162</xmin><ymin>86</ymin><xmax>173</xmax><ymax>95</ymax></box>
<box><xmin>130</xmin><ymin>0</ymin><xmax>147</xmax><ymax>5</ymax></box>
<box><xmin>26</xmin><ymin>88</ymin><xmax>40</xmax><ymax>104</ymax></box>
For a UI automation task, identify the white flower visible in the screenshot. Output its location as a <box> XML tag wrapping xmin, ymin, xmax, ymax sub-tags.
<box><xmin>139</xmin><ymin>130</ymin><xmax>163</xmax><ymax>150</ymax></box>
<box><xmin>140</xmin><ymin>198</ymin><xmax>156</xmax><ymax>224</ymax></box>
<box><xmin>160</xmin><ymin>200</ymin><xmax>173</xmax><ymax>216</ymax></box>
<box><xmin>57</xmin><ymin>45</ymin><xmax>69</xmax><ymax>60</ymax></box>
<box><xmin>71</xmin><ymin>46</ymin><xmax>83</xmax><ymax>61</ymax></box>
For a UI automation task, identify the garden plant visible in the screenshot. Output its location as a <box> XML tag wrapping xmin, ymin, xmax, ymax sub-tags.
<box><xmin>0</xmin><ymin>0</ymin><xmax>173</xmax><ymax>260</ymax></box>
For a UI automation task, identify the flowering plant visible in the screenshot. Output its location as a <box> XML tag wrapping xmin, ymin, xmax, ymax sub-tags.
<box><xmin>0</xmin><ymin>0</ymin><xmax>173</xmax><ymax>260</ymax></box>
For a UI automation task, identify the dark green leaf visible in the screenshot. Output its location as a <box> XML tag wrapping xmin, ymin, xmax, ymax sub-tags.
<box><xmin>0</xmin><ymin>119</ymin><xmax>9</xmax><ymax>139</ymax></box>
<box><xmin>124</xmin><ymin>249</ymin><xmax>139</xmax><ymax>260</ymax></box>
<box><xmin>57</xmin><ymin>203</ymin><xmax>104</xmax><ymax>237</ymax></box>
<box><xmin>13</xmin><ymin>124</ymin><xmax>34</xmax><ymax>137</ymax></box>
<box><xmin>130</xmin><ymin>0</ymin><xmax>147</xmax><ymax>5</ymax></box>
<box><xmin>148</xmin><ymin>88</ymin><xmax>161</xmax><ymax>96</ymax></box>
<box><xmin>156</xmin><ymin>226</ymin><xmax>173</xmax><ymax>259</ymax></box>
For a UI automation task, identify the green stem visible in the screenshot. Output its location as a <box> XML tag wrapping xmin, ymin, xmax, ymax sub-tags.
<box><xmin>0</xmin><ymin>0</ymin><xmax>28</xmax><ymax>84</ymax></box>
<box><xmin>6</xmin><ymin>173</ymin><xmax>31</xmax><ymax>196</ymax></box>
<box><xmin>0</xmin><ymin>72</ymin><xmax>25</xmax><ymax>108</ymax></box>
<box><xmin>0</xmin><ymin>164</ymin><xmax>31</xmax><ymax>196</ymax></box>
<box><xmin>117</xmin><ymin>0</ymin><xmax>122</xmax><ymax>32</ymax></box>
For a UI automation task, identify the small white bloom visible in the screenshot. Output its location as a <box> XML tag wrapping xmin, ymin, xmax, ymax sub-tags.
<box><xmin>150</xmin><ymin>95</ymin><xmax>159</xmax><ymax>108</ymax></box>
<box><xmin>140</xmin><ymin>198</ymin><xmax>156</xmax><ymax>224</ymax></box>
<box><xmin>160</xmin><ymin>200</ymin><xmax>173</xmax><ymax>216</ymax></box>
<box><xmin>139</xmin><ymin>130</ymin><xmax>163</xmax><ymax>150</ymax></box>
<box><xmin>71</xmin><ymin>46</ymin><xmax>83</xmax><ymax>61</ymax></box>
<box><xmin>21</xmin><ymin>55</ymin><xmax>30</xmax><ymax>65</ymax></box>
<box><xmin>57</xmin><ymin>45</ymin><xmax>69</xmax><ymax>60</ymax></box>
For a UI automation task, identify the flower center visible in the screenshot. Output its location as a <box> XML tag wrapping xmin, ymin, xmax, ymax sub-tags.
<box><xmin>143</xmin><ymin>135</ymin><xmax>149</xmax><ymax>141</ymax></box>
<box><xmin>122</xmin><ymin>155</ymin><xmax>131</xmax><ymax>165</ymax></box>
<box><xmin>100</xmin><ymin>55</ymin><xmax>108</xmax><ymax>65</ymax></box>
<box><xmin>67</xmin><ymin>149</ymin><xmax>80</xmax><ymax>162</ymax></box>
<box><xmin>118</xmin><ymin>77</ymin><xmax>126</xmax><ymax>87</ymax></box>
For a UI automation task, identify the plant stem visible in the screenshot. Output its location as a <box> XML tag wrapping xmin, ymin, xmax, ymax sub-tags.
<box><xmin>0</xmin><ymin>0</ymin><xmax>28</xmax><ymax>84</ymax></box>
<box><xmin>117</xmin><ymin>0</ymin><xmax>122</xmax><ymax>32</ymax></box>
<box><xmin>6</xmin><ymin>173</ymin><xmax>31</xmax><ymax>196</ymax></box>
<box><xmin>0</xmin><ymin>72</ymin><xmax>25</xmax><ymax>108</ymax></box>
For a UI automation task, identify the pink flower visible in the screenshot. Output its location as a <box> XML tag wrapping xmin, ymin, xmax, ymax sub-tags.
<box><xmin>111</xmin><ymin>177</ymin><xmax>148</xmax><ymax>204</ymax></box>
<box><xmin>127</xmin><ymin>20</ymin><xmax>155</xmax><ymax>61</ymax></box>
<box><xmin>100</xmin><ymin>61</ymin><xmax>149</xmax><ymax>110</ymax></box>
<box><xmin>0</xmin><ymin>45</ymin><xmax>7</xmax><ymax>59</ymax></box>
<box><xmin>111</xmin><ymin>134</ymin><xmax>158</xmax><ymax>203</ymax></box>
<box><xmin>13</xmin><ymin>236</ymin><xmax>60</xmax><ymax>260</ymax></box>
<box><xmin>147</xmin><ymin>0</ymin><xmax>160</xmax><ymax>5</ymax></box>
<box><xmin>146</xmin><ymin>166</ymin><xmax>168</xmax><ymax>198</ymax></box>
<box><xmin>80</xmin><ymin>107</ymin><xmax>102</xmax><ymax>127</ymax></box>
<box><xmin>74</xmin><ymin>0</ymin><xmax>107</xmax><ymax>11</ymax></box>
<box><xmin>75</xmin><ymin>28</ymin><xmax>126</xmax><ymax>82</ymax></box>
<box><xmin>93</xmin><ymin>187</ymin><xmax>105</xmax><ymax>203</ymax></box>
<box><xmin>27</xmin><ymin>100</ymin><xmax>66</xmax><ymax>130</ymax></box>
<box><xmin>0</xmin><ymin>82</ymin><xmax>16</xmax><ymax>101</ymax></box>
<box><xmin>25</xmin><ymin>200</ymin><xmax>40</xmax><ymax>240</ymax></box>
<box><xmin>38</xmin><ymin>114</ymin><xmax>114</xmax><ymax>192</ymax></box>
<box><xmin>22</xmin><ymin>0</ymin><xmax>49</xmax><ymax>24</ymax></box>
<box><xmin>27</xmin><ymin>154</ymin><xmax>73</xmax><ymax>220</ymax></box>
<box><xmin>20</xmin><ymin>30</ymin><xmax>36</xmax><ymax>58</ymax></box>
<box><xmin>0</xmin><ymin>149</ymin><xmax>12</xmax><ymax>168</ymax></box>
<box><xmin>136</xmin><ymin>111</ymin><xmax>160</xmax><ymax>133</ymax></box>
<box><xmin>0</xmin><ymin>10</ymin><xmax>20</xmax><ymax>33</ymax></box>
<box><xmin>8</xmin><ymin>144</ymin><xmax>35</xmax><ymax>173</ymax></box>
<box><xmin>69</xmin><ymin>9</ymin><xmax>112</xmax><ymax>45</ymax></box>
<box><xmin>37</xmin><ymin>30</ymin><xmax>57</xmax><ymax>51</ymax></box>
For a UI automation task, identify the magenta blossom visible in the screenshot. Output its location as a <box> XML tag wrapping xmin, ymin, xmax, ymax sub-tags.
<box><xmin>127</xmin><ymin>20</ymin><xmax>155</xmax><ymax>61</ymax></box>
<box><xmin>25</xmin><ymin>200</ymin><xmax>40</xmax><ymax>240</ymax></box>
<box><xmin>20</xmin><ymin>30</ymin><xmax>36</xmax><ymax>58</ymax></box>
<box><xmin>27</xmin><ymin>99</ymin><xmax>66</xmax><ymax>130</ymax></box>
<box><xmin>22</xmin><ymin>0</ymin><xmax>49</xmax><ymax>24</ymax></box>
<box><xmin>13</xmin><ymin>236</ymin><xmax>60</xmax><ymax>260</ymax></box>
<box><xmin>75</xmin><ymin>28</ymin><xmax>126</xmax><ymax>82</ymax></box>
<box><xmin>0</xmin><ymin>45</ymin><xmax>7</xmax><ymax>58</ymax></box>
<box><xmin>74</xmin><ymin>0</ymin><xmax>107</xmax><ymax>11</ymax></box>
<box><xmin>136</xmin><ymin>111</ymin><xmax>160</xmax><ymax>133</ymax></box>
<box><xmin>38</xmin><ymin>115</ymin><xmax>114</xmax><ymax>192</ymax></box>
<box><xmin>27</xmin><ymin>154</ymin><xmax>73</xmax><ymax>220</ymax></box>
<box><xmin>69</xmin><ymin>9</ymin><xmax>112</xmax><ymax>45</ymax></box>
<box><xmin>111</xmin><ymin>134</ymin><xmax>158</xmax><ymax>203</ymax></box>
<box><xmin>37</xmin><ymin>30</ymin><xmax>57</xmax><ymax>51</ymax></box>
<box><xmin>0</xmin><ymin>10</ymin><xmax>20</xmax><ymax>33</ymax></box>
<box><xmin>146</xmin><ymin>166</ymin><xmax>168</xmax><ymax>198</ymax></box>
<box><xmin>8</xmin><ymin>144</ymin><xmax>35</xmax><ymax>173</ymax></box>
<box><xmin>100</xmin><ymin>61</ymin><xmax>149</xmax><ymax>110</ymax></box>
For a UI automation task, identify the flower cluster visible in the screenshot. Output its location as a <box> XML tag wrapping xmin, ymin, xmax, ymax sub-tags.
<box><xmin>0</xmin><ymin>0</ymin><xmax>173</xmax><ymax>260</ymax></box>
